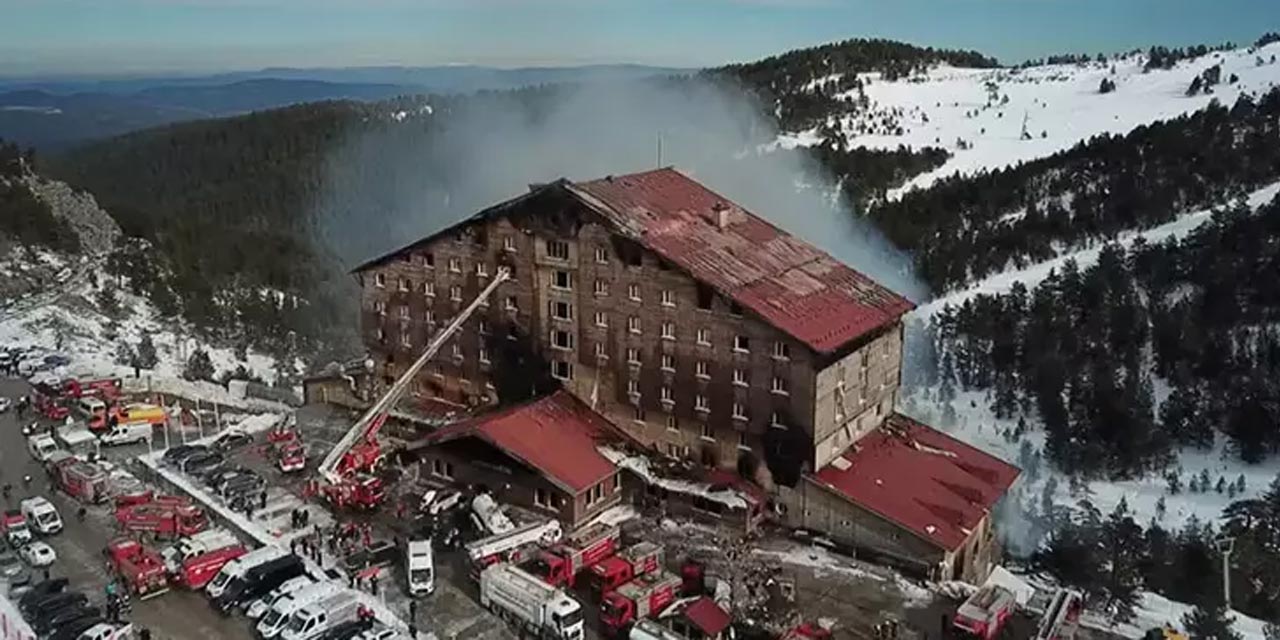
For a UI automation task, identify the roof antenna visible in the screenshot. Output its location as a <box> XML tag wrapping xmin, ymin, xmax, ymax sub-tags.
<box><xmin>656</xmin><ymin>133</ymin><xmax>663</xmax><ymax>168</ymax></box>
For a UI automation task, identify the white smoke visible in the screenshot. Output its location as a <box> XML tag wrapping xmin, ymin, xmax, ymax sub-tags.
<box><xmin>314</xmin><ymin>76</ymin><xmax>927</xmax><ymax>303</ymax></box>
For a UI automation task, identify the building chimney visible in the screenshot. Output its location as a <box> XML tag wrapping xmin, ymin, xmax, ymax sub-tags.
<box><xmin>711</xmin><ymin>201</ymin><xmax>731</xmax><ymax>229</ymax></box>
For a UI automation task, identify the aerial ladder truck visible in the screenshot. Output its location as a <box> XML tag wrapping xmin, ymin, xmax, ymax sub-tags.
<box><xmin>313</xmin><ymin>268</ymin><xmax>511</xmax><ymax>510</ymax></box>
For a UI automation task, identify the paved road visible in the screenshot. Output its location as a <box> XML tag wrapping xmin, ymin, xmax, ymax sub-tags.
<box><xmin>0</xmin><ymin>377</ymin><xmax>252</xmax><ymax>639</ymax></box>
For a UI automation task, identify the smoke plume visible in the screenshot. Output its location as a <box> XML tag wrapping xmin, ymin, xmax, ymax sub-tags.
<box><xmin>314</xmin><ymin>76</ymin><xmax>926</xmax><ymax>303</ymax></box>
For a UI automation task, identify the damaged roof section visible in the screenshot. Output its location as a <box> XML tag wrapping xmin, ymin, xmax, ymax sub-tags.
<box><xmin>411</xmin><ymin>390</ymin><xmax>625</xmax><ymax>493</ymax></box>
<box><xmin>813</xmin><ymin>413</ymin><xmax>1020</xmax><ymax>551</ymax></box>
<box><xmin>569</xmin><ymin>168</ymin><xmax>915</xmax><ymax>354</ymax></box>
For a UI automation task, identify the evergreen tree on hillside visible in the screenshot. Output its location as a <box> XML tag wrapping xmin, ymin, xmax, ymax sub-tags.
<box><xmin>1182</xmin><ymin>603</ymin><xmax>1240</xmax><ymax>640</ymax></box>
<box><xmin>135</xmin><ymin>333</ymin><xmax>158</xmax><ymax>369</ymax></box>
<box><xmin>183</xmin><ymin>349</ymin><xmax>215</xmax><ymax>382</ymax></box>
<box><xmin>1099</xmin><ymin>499</ymin><xmax>1144</xmax><ymax>622</ymax></box>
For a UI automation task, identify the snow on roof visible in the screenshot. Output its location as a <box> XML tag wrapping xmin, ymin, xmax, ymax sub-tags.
<box><xmin>598</xmin><ymin>446</ymin><xmax>757</xmax><ymax>511</ymax></box>
<box><xmin>413</xmin><ymin>391</ymin><xmax>621</xmax><ymax>493</ymax></box>
<box><xmin>813</xmin><ymin>413</ymin><xmax>1020</xmax><ymax>551</ymax></box>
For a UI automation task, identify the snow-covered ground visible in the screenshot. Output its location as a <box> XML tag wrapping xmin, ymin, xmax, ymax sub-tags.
<box><xmin>776</xmin><ymin>42</ymin><xmax>1280</xmax><ymax>196</ymax></box>
<box><xmin>914</xmin><ymin>180</ymin><xmax>1280</xmax><ymax>318</ymax></box>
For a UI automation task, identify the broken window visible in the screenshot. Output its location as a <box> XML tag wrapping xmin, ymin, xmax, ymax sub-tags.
<box><xmin>729</xmin><ymin>301</ymin><xmax>743</xmax><ymax>317</ymax></box>
<box><xmin>696</xmin><ymin>284</ymin><xmax>714</xmax><ymax>310</ymax></box>
<box><xmin>424</xmin><ymin>253</ymin><xmax>435</xmax><ymax>268</ymax></box>
<box><xmin>552</xmin><ymin>329</ymin><xmax>574</xmax><ymax>350</ymax></box>
<box><xmin>551</xmin><ymin>360</ymin><xmax>573</xmax><ymax>381</ymax></box>
<box><xmin>375</xmin><ymin>273</ymin><xmax>386</xmax><ymax>288</ymax></box>
<box><xmin>431</xmin><ymin>459</ymin><xmax>454</xmax><ymax>479</ymax></box>
<box><xmin>553</xmin><ymin>270</ymin><xmax>572</xmax><ymax>290</ymax></box>
<box><xmin>534</xmin><ymin>488</ymin><xmax>552</xmax><ymax>508</ymax></box>
<box><xmin>547</xmin><ymin>240</ymin><xmax>569</xmax><ymax>260</ymax></box>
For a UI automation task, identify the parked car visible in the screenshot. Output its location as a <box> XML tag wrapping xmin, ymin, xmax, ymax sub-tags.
<box><xmin>0</xmin><ymin>549</ymin><xmax>32</xmax><ymax>587</ymax></box>
<box><xmin>354</xmin><ymin>628</ymin><xmax>402</xmax><ymax>640</ymax></box>
<box><xmin>19</xmin><ymin>540</ymin><xmax>57</xmax><ymax>567</ymax></box>
<box><xmin>316</xmin><ymin>620</ymin><xmax>374</xmax><ymax>640</ymax></box>
<box><xmin>179</xmin><ymin>451</ymin><xmax>224</xmax><ymax>475</ymax></box>
<box><xmin>19</xmin><ymin>576</ymin><xmax>69</xmax><ymax>613</ymax></box>
<box><xmin>33</xmin><ymin>603</ymin><xmax>97</xmax><ymax>636</ymax></box>
<box><xmin>212</xmin><ymin>430</ymin><xmax>253</xmax><ymax>452</ymax></box>
<box><xmin>20</xmin><ymin>590</ymin><xmax>85</xmax><ymax>620</ymax></box>
<box><xmin>203</xmin><ymin>467</ymin><xmax>252</xmax><ymax>490</ymax></box>
<box><xmin>46</xmin><ymin>615</ymin><xmax>105</xmax><ymax>640</ymax></box>
<box><xmin>162</xmin><ymin>444</ymin><xmax>208</xmax><ymax>467</ymax></box>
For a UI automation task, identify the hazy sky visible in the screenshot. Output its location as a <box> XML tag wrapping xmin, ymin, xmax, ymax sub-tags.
<box><xmin>1</xmin><ymin>0</ymin><xmax>1275</xmax><ymax>76</ymax></box>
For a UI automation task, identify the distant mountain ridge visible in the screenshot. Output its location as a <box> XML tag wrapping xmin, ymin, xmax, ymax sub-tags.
<box><xmin>0</xmin><ymin>64</ymin><xmax>688</xmax><ymax>150</ymax></box>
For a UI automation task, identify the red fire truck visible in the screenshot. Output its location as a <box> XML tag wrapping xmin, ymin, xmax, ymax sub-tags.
<box><xmin>179</xmin><ymin>545</ymin><xmax>247</xmax><ymax>590</ymax></box>
<box><xmin>600</xmin><ymin>571</ymin><xmax>682</xmax><ymax>636</ymax></box>
<box><xmin>953</xmin><ymin>585</ymin><xmax>1017</xmax><ymax>640</ymax></box>
<box><xmin>33</xmin><ymin>384</ymin><xmax>70</xmax><ymax>420</ymax></box>
<box><xmin>64</xmin><ymin>378</ymin><xmax>123</xmax><ymax>402</ymax></box>
<box><xmin>47</xmin><ymin>451</ymin><xmax>110</xmax><ymax>503</ymax></box>
<box><xmin>588</xmin><ymin>541</ymin><xmax>663</xmax><ymax>596</ymax></box>
<box><xmin>520</xmin><ymin>523</ymin><xmax>620</xmax><ymax>588</ymax></box>
<box><xmin>106</xmin><ymin>538</ymin><xmax>170</xmax><ymax>599</ymax></box>
<box><xmin>116</xmin><ymin>496</ymin><xmax>208</xmax><ymax>540</ymax></box>
<box><xmin>274</xmin><ymin>440</ymin><xmax>307</xmax><ymax>473</ymax></box>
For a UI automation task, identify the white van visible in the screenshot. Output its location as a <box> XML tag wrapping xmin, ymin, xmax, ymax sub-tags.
<box><xmin>247</xmin><ymin>575</ymin><xmax>314</xmax><ymax>619</ymax></box>
<box><xmin>77</xmin><ymin>396</ymin><xmax>107</xmax><ymax>420</ymax></box>
<box><xmin>206</xmin><ymin>545</ymin><xmax>287</xmax><ymax>598</ymax></box>
<box><xmin>99</xmin><ymin>422</ymin><xmax>152</xmax><ymax>446</ymax></box>
<box><xmin>27</xmin><ymin>434</ymin><xmax>59</xmax><ymax>461</ymax></box>
<box><xmin>280</xmin><ymin>591</ymin><xmax>362</xmax><ymax>640</ymax></box>
<box><xmin>257</xmin><ymin>583</ymin><xmax>343</xmax><ymax>639</ymax></box>
<box><xmin>20</xmin><ymin>497</ymin><xmax>63</xmax><ymax>535</ymax></box>
<box><xmin>406</xmin><ymin>539</ymin><xmax>434</xmax><ymax>596</ymax></box>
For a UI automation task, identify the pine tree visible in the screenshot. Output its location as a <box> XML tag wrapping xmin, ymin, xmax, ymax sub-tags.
<box><xmin>1182</xmin><ymin>602</ymin><xmax>1241</xmax><ymax>640</ymax></box>
<box><xmin>1216</xmin><ymin>476</ymin><xmax>1227</xmax><ymax>494</ymax></box>
<box><xmin>1168</xmin><ymin>472</ymin><xmax>1183</xmax><ymax>495</ymax></box>
<box><xmin>1199</xmin><ymin>469</ymin><xmax>1212</xmax><ymax>492</ymax></box>
<box><xmin>183</xmin><ymin>349</ymin><xmax>215</xmax><ymax>382</ymax></box>
<box><xmin>1156</xmin><ymin>496</ymin><xmax>1167</xmax><ymax>521</ymax></box>
<box><xmin>1100</xmin><ymin>498</ymin><xmax>1143</xmax><ymax>622</ymax></box>
<box><xmin>135</xmin><ymin>333</ymin><xmax>158</xmax><ymax>369</ymax></box>
<box><xmin>1234</xmin><ymin>475</ymin><xmax>1246</xmax><ymax>494</ymax></box>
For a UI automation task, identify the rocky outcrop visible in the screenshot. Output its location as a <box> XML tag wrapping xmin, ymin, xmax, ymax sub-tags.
<box><xmin>20</xmin><ymin>176</ymin><xmax>122</xmax><ymax>255</ymax></box>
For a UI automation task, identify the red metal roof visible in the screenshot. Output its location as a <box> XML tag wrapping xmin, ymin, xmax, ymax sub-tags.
<box><xmin>683</xmin><ymin>597</ymin><xmax>732</xmax><ymax>636</ymax></box>
<box><xmin>813</xmin><ymin>413</ymin><xmax>1020</xmax><ymax>552</ymax></box>
<box><xmin>419</xmin><ymin>391</ymin><xmax>620</xmax><ymax>493</ymax></box>
<box><xmin>569</xmin><ymin>168</ymin><xmax>915</xmax><ymax>354</ymax></box>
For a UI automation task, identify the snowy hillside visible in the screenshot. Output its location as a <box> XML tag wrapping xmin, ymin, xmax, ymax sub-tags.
<box><xmin>778</xmin><ymin>41</ymin><xmax>1280</xmax><ymax>195</ymax></box>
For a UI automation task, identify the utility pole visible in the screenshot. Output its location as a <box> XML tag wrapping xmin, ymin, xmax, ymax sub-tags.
<box><xmin>1217</xmin><ymin>535</ymin><xmax>1235</xmax><ymax>609</ymax></box>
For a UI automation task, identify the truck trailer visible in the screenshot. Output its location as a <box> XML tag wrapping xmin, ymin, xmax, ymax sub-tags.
<box><xmin>479</xmin><ymin>563</ymin><xmax>584</xmax><ymax>640</ymax></box>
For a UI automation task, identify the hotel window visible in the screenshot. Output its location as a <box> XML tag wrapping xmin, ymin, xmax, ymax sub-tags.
<box><xmin>594</xmin><ymin>247</ymin><xmax>609</xmax><ymax>264</ymax></box>
<box><xmin>451</xmin><ymin>343</ymin><xmax>463</xmax><ymax>361</ymax></box>
<box><xmin>476</xmin><ymin>262</ymin><xmax>489</xmax><ymax>277</ymax></box>
<box><xmin>627</xmin><ymin>348</ymin><xmax>641</xmax><ymax>365</ymax></box>
<box><xmin>627</xmin><ymin>379</ymin><xmax>639</xmax><ymax>396</ymax></box>
<box><xmin>376</xmin><ymin>327</ymin><xmax>385</xmax><ymax>341</ymax></box>
<box><xmin>660</xmin><ymin>386</ymin><xmax>673</xmax><ymax>403</ymax></box>
<box><xmin>424</xmin><ymin>253</ymin><xmax>435</xmax><ymax>268</ymax></box>
<box><xmin>666</xmin><ymin>415</ymin><xmax>679</xmax><ymax>432</ymax></box>
<box><xmin>594</xmin><ymin>312</ymin><xmax>608</xmax><ymax>327</ymax></box>
<box><xmin>660</xmin><ymin>290</ymin><xmax>675</xmax><ymax>307</ymax></box>
<box><xmin>732</xmin><ymin>369</ymin><xmax>747</xmax><ymax>387</ymax></box>
<box><xmin>633</xmin><ymin>406</ymin><xmax>646</xmax><ymax>423</ymax></box>
<box><xmin>423</xmin><ymin>282</ymin><xmax>435</xmax><ymax>297</ymax></box>
<box><xmin>503</xmin><ymin>236</ymin><xmax>516</xmax><ymax>252</ymax></box>
<box><xmin>628</xmin><ymin>316</ymin><xmax>641</xmax><ymax>334</ymax></box>
<box><xmin>479</xmin><ymin>347</ymin><xmax>490</xmax><ymax>364</ymax></box>
<box><xmin>695</xmin><ymin>361</ymin><xmax>709</xmax><ymax>379</ymax></box>
<box><xmin>593</xmin><ymin>280</ymin><xmax>609</xmax><ymax>296</ymax></box>
<box><xmin>400</xmin><ymin>332</ymin><xmax>411</xmax><ymax>348</ymax></box>
<box><xmin>374</xmin><ymin>273</ymin><xmax>386</xmax><ymax>288</ymax></box>
<box><xmin>733</xmin><ymin>335</ymin><xmax>750</xmax><ymax>353</ymax></box>
<box><xmin>504</xmin><ymin>296</ymin><xmax>518</xmax><ymax>311</ymax></box>
<box><xmin>773</xmin><ymin>342</ymin><xmax>790</xmax><ymax>360</ymax></box>
<box><xmin>628</xmin><ymin>284</ymin><xmax>641</xmax><ymax>301</ymax></box>
<box><xmin>732</xmin><ymin>402</ymin><xmax>747</xmax><ymax>420</ymax></box>
<box><xmin>695</xmin><ymin>395</ymin><xmax>709</xmax><ymax>413</ymax></box>
<box><xmin>696</xmin><ymin>284</ymin><xmax>713</xmax><ymax>310</ymax></box>
<box><xmin>771</xmin><ymin>376</ymin><xmax>789</xmax><ymax>395</ymax></box>
<box><xmin>534</xmin><ymin>488</ymin><xmax>551</xmax><ymax>509</ymax></box>
<box><xmin>478</xmin><ymin>319</ymin><xmax>489</xmax><ymax>335</ymax></box>
<box><xmin>448</xmin><ymin>258</ymin><xmax>461</xmax><ymax>273</ymax></box>
<box><xmin>594</xmin><ymin>343</ymin><xmax>608</xmax><ymax>360</ymax></box>
<box><xmin>424</xmin><ymin>310</ymin><xmax>435</xmax><ymax>324</ymax></box>
<box><xmin>696</xmin><ymin>328</ymin><xmax>710</xmax><ymax>346</ymax></box>
<box><xmin>397</xmin><ymin>277</ymin><xmax>409</xmax><ymax>292</ymax></box>
<box><xmin>660</xmin><ymin>354</ymin><xmax>675</xmax><ymax>372</ymax></box>
<box><xmin>770</xmin><ymin>412</ymin><xmax>786</xmax><ymax>429</ymax></box>
<box><xmin>551</xmin><ymin>360</ymin><xmax>573</xmax><ymax>381</ymax></box>
<box><xmin>700</xmin><ymin>422</ymin><xmax>714</xmax><ymax>439</ymax></box>
<box><xmin>449</xmin><ymin>285</ymin><xmax>462</xmax><ymax>301</ymax></box>
<box><xmin>431</xmin><ymin>459</ymin><xmax>454</xmax><ymax>480</ymax></box>
<box><xmin>738</xmin><ymin>432</ymin><xmax>751</xmax><ymax>450</ymax></box>
<box><xmin>374</xmin><ymin>301</ymin><xmax>386</xmax><ymax>316</ymax></box>
<box><xmin>398</xmin><ymin>305</ymin><xmax>409</xmax><ymax>319</ymax></box>
<box><xmin>553</xmin><ymin>270</ymin><xmax>572</xmax><ymax>290</ymax></box>
<box><xmin>547</xmin><ymin>240</ymin><xmax>569</xmax><ymax>260</ymax></box>
<box><xmin>551</xmin><ymin>301</ymin><xmax>573</xmax><ymax>321</ymax></box>
<box><xmin>552</xmin><ymin>329</ymin><xmax>574</xmax><ymax>350</ymax></box>
<box><xmin>729</xmin><ymin>302</ymin><xmax>743</xmax><ymax>317</ymax></box>
<box><xmin>660</xmin><ymin>322</ymin><xmax>675</xmax><ymax>340</ymax></box>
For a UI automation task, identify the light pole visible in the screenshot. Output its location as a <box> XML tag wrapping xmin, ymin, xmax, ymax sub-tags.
<box><xmin>1217</xmin><ymin>535</ymin><xmax>1235</xmax><ymax>609</ymax></box>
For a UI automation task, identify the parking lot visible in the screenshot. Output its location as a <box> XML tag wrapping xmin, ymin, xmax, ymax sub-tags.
<box><xmin>0</xmin><ymin>376</ymin><xmax>252</xmax><ymax>639</ymax></box>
